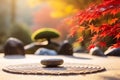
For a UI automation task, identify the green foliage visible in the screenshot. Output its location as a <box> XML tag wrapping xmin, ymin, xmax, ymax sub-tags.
<box><xmin>9</xmin><ymin>23</ymin><xmax>32</xmax><ymax>45</ymax></box>
<box><xmin>0</xmin><ymin>28</ymin><xmax>7</xmax><ymax>44</ymax></box>
<box><xmin>0</xmin><ymin>0</ymin><xmax>8</xmax><ymax>45</ymax></box>
<box><xmin>31</xmin><ymin>28</ymin><xmax>60</xmax><ymax>41</ymax></box>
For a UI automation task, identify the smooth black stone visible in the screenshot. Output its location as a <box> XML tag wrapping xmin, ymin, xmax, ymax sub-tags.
<box><xmin>104</xmin><ymin>48</ymin><xmax>120</xmax><ymax>56</ymax></box>
<box><xmin>89</xmin><ymin>47</ymin><xmax>105</xmax><ymax>56</ymax></box>
<box><xmin>4</xmin><ymin>37</ymin><xmax>25</xmax><ymax>56</ymax></box>
<box><xmin>58</xmin><ymin>40</ymin><xmax>73</xmax><ymax>55</ymax></box>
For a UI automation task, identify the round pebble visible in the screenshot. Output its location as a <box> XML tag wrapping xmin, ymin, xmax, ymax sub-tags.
<box><xmin>41</xmin><ymin>59</ymin><xmax>64</xmax><ymax>67</ymax></box>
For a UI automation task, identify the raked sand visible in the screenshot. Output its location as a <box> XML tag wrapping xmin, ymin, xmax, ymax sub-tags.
<box><xmin>0</xmin><ymin>53</ymin><xmax>120</xmax><ymax>80</ymax></box>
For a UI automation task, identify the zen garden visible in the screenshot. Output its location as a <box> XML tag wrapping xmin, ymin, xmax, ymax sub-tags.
<box><xmin>0</xmin><ymin>0</ymin><xmax>120</xmax><ymax>80</ymax></box>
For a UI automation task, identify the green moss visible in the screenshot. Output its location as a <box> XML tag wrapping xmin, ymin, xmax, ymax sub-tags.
<box><xmin>31</xmin><ymin>28</ymin><xmax>60</xmax><ymax>41</ymax></box>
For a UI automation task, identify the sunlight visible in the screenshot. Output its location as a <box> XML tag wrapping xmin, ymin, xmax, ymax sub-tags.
<box><xmin>27</xmin><ymin>0</ymin><xmax>42</xmax><ymax>7</ymax></box>
<box><xmin>0</xmin><ymin>1</ymin><xmax>120</xmax><ymax>80</ymax></box>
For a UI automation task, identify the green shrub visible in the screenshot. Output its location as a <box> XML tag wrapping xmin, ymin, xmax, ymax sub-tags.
<box><xmin>9</xmin><ymin>23</ymin><xmax>32</xmax><ymax>45</ymax></box>
<box><xmin>31</xmin><ymin>28</ymin><xmax>60</xmax><ymax>44</ymax></box>
<box><xmin>24</xmin><ymin>28</ymin><xmax>61</xmax><ymax>54</ymax></box>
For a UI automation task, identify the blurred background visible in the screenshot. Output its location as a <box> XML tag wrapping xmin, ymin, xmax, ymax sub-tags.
<box><xmin>0</xmin><ymin>0</ymin><xmax>101</xmax><ymax>52</ymax></box>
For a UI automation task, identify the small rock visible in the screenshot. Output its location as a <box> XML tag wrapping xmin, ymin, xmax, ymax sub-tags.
<box><xmin>89</xmin><ymin>47</ymin><xmax>105</xmax><ymax>56</ymax></box>
<box><xmin>24</xmin><ymin>42</ymin><xmax>43</xmax><ymax>54</ymax></box>
<box><xmin>41</xmin><ymin>59</ymin><xmax>64</xmax><ymax>67</ymax></box>
<box><xmin>4</xmin><ymin>37</ymin><xmax>25</xmax><ymax>56</ymax></box>
<box><xmin>104</xmin><ymin>48</ymin><xmax>120</xmax><ymax>56</ymax></box>
<box><xmin>35</xmin><ymin>48</ymin><xmax>57</xmax><ymax>55</ymax></box>
<box><xmin>24</xmin><ymin>41</ymin><xmax>60</xmax><ymax>54</ymax></box>
<box><xmin>58</xmin><ymin>40</ymin><xmax>73</xmax><ymax>55</ymax></box>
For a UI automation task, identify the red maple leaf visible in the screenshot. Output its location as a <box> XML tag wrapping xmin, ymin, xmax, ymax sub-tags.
<box><xmin>87</xmin><ymin>44</ymin><xmax>95</xmax><ymax>50</ymax></box>
<box><xmin>76</xmin><ymin>37</ymin><xmax>84</xmax><ymax>43</ymax></box>
<box><xmin>89</xmin><ymin>25</ymin><xmax>96</xmax><ymax>33</ymax></box>
<box><xmin>68</xmin><ymin>26</ymin><xmax>78</xmax><ymax>37</ymax></box>
<box><xmin>115</xmin><ymin>33</ymin><xmax>120</xmax><ymax>40</ymax></box>
<box><xmin>78</xmin><ymin>26</ymin><xmax>85</xmax><ymax>32</ymax></box>
<box><xmin>109</xmin><ymin>18</ymin><xmax>118</xmax><ymax>24</ymax></box>
<box><xmin>91</xmin><ymin>35</ymin><xmax>99</xmax><ymax>43</ymax></box>
<box><xmin>99</xmin><ymin>42</ymin><xmax>106</xmax><ymax>47</ymax></box>
<box><xmin>69</xmin><ymin>30</ymin><xmax>76</xmax><ymax>37</ymax></box>
<box><xmin>111</xmin><ymin>9</ymin><xmax>119</xmax><ymax>16</ymax></box>
<box><xmin>112</xmin><ymin>43</ymin><xmax>120</xmax><ymax>48</ymax></box>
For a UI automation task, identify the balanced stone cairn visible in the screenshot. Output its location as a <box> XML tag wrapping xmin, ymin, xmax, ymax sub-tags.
<box><xmin>41</xmin><ymin>59</ymin><xmax>64</xmax><ymax>67</ymax></box>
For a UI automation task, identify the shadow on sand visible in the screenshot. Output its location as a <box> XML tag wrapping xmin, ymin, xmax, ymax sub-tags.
<box><xmin>4</xmin><ymin>55</ymin><xmax>25</xmax><ymax>59</ymax></box>
<box><xmin>64</xmin><ymin>55</ymin><xmax>92</xmax><ymax>60</ymax></box>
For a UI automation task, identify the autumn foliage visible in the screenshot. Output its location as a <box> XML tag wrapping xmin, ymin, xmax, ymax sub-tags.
<box><xmin>68</xmin><ymin>0</ymin><xmax>120</xmax><ymax>49</ymax></box>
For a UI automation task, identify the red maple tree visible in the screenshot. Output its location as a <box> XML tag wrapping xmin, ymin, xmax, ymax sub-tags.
<box><xmin>68</xmin><ymin>0</ymin><xmax>120</xmax><ymax>49</ymax></box>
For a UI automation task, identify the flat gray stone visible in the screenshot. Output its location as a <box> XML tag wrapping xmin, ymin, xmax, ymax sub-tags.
<box><xmin>41</xmin><ymin>59</ymin><xmax>64</xmax><ymax>67</ymax></box>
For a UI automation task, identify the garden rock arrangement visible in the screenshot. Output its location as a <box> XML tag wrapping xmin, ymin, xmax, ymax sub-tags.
<box><xmin>25</xmin><ymin>28</ymin><xmax>60</xmax><ymax>54</ymax></box>
<box><xmin>4</xmin><ymin>37</ymin><xmax>25</xmax><ymax>56</ymax></box>
<box><xmin>104</xmin><ymin>48</ymin><xmax>120</xmax><ymax>56</ymax></box>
